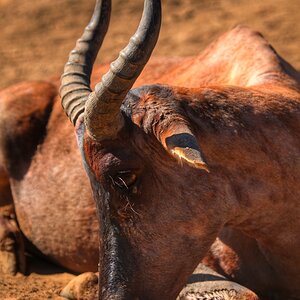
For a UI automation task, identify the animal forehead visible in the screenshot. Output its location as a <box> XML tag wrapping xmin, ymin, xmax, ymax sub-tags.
<box><xmin>122</xmin><ymin>84</ymin><xmax>187</xmax><ymax>129</ymax></box>
<box><xmin>123</xmin><ymin>84</ymin><xmax>175</xmax><ymax>109</ymax></box>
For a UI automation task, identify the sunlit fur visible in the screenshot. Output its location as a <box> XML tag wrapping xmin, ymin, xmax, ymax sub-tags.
<box><xmin>0</xmin><ymin>25</ymin><xmax>299</xmax><ymax>299</ymax></box>
<box><xmin>80</xmin><ymin>26</ymin><xmax>300</xmax><ymax>299</ymax></box>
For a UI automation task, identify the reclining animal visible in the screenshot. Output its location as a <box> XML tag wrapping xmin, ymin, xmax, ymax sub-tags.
<box><xmin>1</xmin><ymin>0</ymin><xmax>299</xmax><ymax>299</ymax></box>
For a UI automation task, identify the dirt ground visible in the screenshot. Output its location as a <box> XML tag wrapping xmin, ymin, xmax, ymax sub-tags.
<box><xmin>0</xmin><ymin>0</ymin><xmax>299</xmax><ymax>299</ymax></box>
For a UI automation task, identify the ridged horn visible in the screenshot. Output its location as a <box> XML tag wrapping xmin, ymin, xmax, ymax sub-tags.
<box><xmin>84</xmin><ymin>0</ymin><xmax>162</xmax><ymax>140</ymax></box>
<box><xmin>60</xmin><ymin>0</ymin><xmax>111</xmax><ymax>125</ymax></box>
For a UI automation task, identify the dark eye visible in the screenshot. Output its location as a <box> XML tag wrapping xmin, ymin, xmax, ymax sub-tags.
<box><xmin>111</xmin><ymin>170</ymin><xmax>137</xmax><ymax>192</ymax></box>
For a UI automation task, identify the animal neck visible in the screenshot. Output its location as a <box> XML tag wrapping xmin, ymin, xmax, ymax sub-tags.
<box><xmin>184</xmin><ymin>85</ymin><xmax>299</xmax><ymax>235</ymax></box>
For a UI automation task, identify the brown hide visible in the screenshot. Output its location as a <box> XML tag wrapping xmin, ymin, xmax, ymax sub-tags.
<box><xmin>0</xmin><ymin>57</ymin><xmax>189</xmax><ymax>272</ymax></box>
<box><xmin>0</xmin><ymin>25</ymin><xmax>299</xmax><ymax>299</ymax></box>
<box><xmin>81</xmin><ymin>26</ymin><xmax>300</xmax><ymax>299</ymax></box>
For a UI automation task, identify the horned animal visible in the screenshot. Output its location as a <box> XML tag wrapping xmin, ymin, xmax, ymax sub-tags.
<box><xmin>0</xmin><ymin>0</ymin><xmax>299</xmax><ymax>299</ymax></box>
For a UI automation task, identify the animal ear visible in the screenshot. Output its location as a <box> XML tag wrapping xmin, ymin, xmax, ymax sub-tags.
<box><xmin>159</xmin><ymin>123</ymin><xmax>209</xmax><ymax>172</ymax></box>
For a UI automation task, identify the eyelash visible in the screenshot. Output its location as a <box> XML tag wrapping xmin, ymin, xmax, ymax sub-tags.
<box><xmin>110</xmin><ymin>171</ymin><xmax>137</xmax><ymax>193</ymax></box>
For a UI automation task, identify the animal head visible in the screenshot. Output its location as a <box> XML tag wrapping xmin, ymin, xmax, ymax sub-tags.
<box><xmin>60</xmin><ymin>1</ymin><xmax>215</xmax><ymax>298</ymax></box>
<box><xmin>60</xmin><ymin>0</ymin><xmax>299</xmax><ymax>299</ymax></box>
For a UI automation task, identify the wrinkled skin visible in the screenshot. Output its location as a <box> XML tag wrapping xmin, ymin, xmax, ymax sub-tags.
<box><xmin>0</xmin><ymin>26</ymin><xmax>299</xmax><ymax>300</ymax></box>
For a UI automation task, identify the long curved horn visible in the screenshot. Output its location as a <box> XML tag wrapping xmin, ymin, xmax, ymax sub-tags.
<box><xmin>84</xmin><ymin>0</ymin><xmax>162</xmax><ymax>140</ymax></box>
<box><xmin>60</xmin><ymin>0</ymin><xmax>111</xmax><ymax>125</ymax></box>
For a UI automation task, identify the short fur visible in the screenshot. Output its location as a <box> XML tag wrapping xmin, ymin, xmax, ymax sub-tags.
<box><xmin>0</xmin><ymin>26</ymin><xmax>299</xmax><ymax>300</ymax></box>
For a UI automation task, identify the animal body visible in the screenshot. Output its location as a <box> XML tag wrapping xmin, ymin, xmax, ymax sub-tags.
<box><xmin>0</xmin><ymin>0</ymin><xmax>300</xmax><ymax>299</ymax></box>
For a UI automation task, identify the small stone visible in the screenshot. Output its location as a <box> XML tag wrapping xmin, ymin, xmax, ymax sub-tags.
<box><xmin>60</xmin><ymin>272</ymin><xmax>98</xmax><ymax>300</ymax></box>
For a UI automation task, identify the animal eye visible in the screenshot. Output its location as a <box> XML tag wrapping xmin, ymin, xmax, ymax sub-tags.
<box><xmin>111</xmin><ymin>170</ymin><xmax>137</xmax><ymax>191</ymax></box>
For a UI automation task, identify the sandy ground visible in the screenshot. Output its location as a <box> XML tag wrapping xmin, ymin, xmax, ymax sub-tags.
<box><xmin>0</xmin><ymin>255</ymin><xmax>74</xmax><ymax>300</ymax></box>
<box><xmin>1</xmin><ymin>0</ymin><xmax>300</xmax><ymax>90</ymax></box>
<box><xmin>0</xmin><ymin>0</ymin><xmax>299</xmax><ymax>299</ymax></box>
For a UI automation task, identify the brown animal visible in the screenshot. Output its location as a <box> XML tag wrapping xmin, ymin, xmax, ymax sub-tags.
<box><xmin>60</xmin><ymin>0</ymin><xmax>300</xmax><ymax>299</ymax></box>
<box><xmin>0</xmin><ymin>2</ymin><xmax>254</xmax><ymax>299</ymax></box>
<box><xmin>0</xmin><ymin>0</ymin><xmax>299</xmax><ymax>299</ymax></box>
